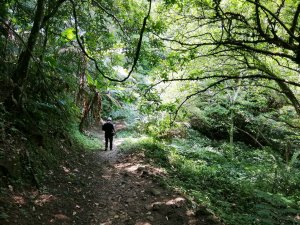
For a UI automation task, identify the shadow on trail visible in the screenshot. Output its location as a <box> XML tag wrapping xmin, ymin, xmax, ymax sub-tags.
<box><xmin>1</xmin><ymin>122</ymin><xmax>224</xmax><ymax>225</ymax></box>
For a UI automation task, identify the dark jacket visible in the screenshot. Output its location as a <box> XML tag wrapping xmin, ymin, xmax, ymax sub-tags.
<box><xmin>102</xmin><ymin>121</ymin><xmax>115</xmax><ymax>136</ymax></box>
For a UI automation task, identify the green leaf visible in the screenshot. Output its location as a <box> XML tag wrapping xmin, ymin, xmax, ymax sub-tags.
<box><xmin>61</xmin><ymin>28</ymin><xmax>76</xmax><ymax>42</ymax></box>
<box><xmin>86</xmin><ymin>73</ymin><xmax>95</xmax><ymax>86</ymax></box>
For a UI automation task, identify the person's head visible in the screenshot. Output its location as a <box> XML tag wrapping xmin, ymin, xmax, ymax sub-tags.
<box><xmin>107</xmin><ymin>117</ymin><xmax>112</xmax><ymax>121</ymax></box>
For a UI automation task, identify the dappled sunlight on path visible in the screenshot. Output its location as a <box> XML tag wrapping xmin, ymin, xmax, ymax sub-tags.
<box><xmin>88</xmin><ymin>122</ymin><xmax>223</xmax><ymax>225</ymax></box>
<box><xmin>1</xmin><ymin>122</ymin><xmax>223</xmax><ymax>225</ymax></box>
<box><xmin>89</xmin><ymin>151</ymin><xmax>207</xmax><ymax>225</ymax></box>
<box><xmin>98</xmin><ymin>136</ymin><xmax>126</xmax><ymax>164</ymax></box>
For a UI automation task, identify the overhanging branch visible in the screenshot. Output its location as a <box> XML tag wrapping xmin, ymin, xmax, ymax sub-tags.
<box><xmin>146</xmin><ymin>74</ymin><xmax>300</xmax><ymax>94</ymax></box>
<box><xmin>70</xmin><ymin>0</ymin><xmax>152</xmax><ymax>82</ymax></box>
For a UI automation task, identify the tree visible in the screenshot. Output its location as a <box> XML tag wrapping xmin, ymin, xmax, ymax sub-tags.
<box><xmin>5</xmin><ymin>0</ymin><xmax>68</xmax><ymax>108</ymax></box>
<box><xmin>149</xmin><ymin>0</ymin><xmax>300</xmax><ymax>116</ymax></box>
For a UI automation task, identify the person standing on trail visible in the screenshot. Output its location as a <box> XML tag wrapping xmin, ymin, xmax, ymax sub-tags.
<box><xmin>102</xmin><ymin>117</ymin><xmax>115</xmax><ymax>151</ymax></box>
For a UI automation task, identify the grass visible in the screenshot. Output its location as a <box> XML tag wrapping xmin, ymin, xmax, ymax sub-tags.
<box><xmin>68</xmin><ymin>124</ymin><xmax>103</xmax><ymax>151</ymax></box>
<box><xmin>119</xmin><ymin>135</ymin><xmax>159</xmax><ymax>153</ymax></box>
<box><xmin>120</xmin><ymin>130</ymin><xmax>300</xmax><ymax>225</ymax></box>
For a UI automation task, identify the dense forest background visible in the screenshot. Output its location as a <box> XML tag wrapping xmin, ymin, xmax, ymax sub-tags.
<box><xmin>1</xmin><ymin>0</ymin><xmax>300</xmax><ymax>224</ymax></box>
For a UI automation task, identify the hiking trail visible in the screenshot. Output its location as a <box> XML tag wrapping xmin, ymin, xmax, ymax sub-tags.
<box><xmin>1</xmin><ymin>124</ymin><xmax>223</xmax><ymax>225</ymax></box>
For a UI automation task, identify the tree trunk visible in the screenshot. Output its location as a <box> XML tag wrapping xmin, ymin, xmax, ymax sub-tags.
<box><xmin>76</xmin><ymin>55</ymin><xmax>88</xmax><ymax>105</ymax></box>
<box><xmin>79</xmin><ymin>91</ymin><xmax>99</xmax><ymax>132</ymax></box>
<box><xmin>276</xmin><ymin>80</ymin><xmax>300</xmax><ymax>116</ymax></box>
<box><xmin>228</xmin><ymin>80</ymin><xmax>241</xmax><ymax>158</ymax></box>
<box><xmin>92</xmin><ymin>92</ymin><xmax>102</xmax><ymax>125</ymax></box>
<box><xmin>229</xmin><ymin>109</ymin><xmax>234</xmax><ymax>147</ymax></box>
<box><xmin>9</xmin><ymin>0</ymin><xmax>46</xmax><ymax>106</ymax></box>
<box><xmin>252</xmin><ymin>62</ymin><xmax>300</xmax><ymax>117</ymax></box>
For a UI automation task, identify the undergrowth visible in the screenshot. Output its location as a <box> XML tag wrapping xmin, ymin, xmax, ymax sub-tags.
<box><xmin>120</xmin><ymin>130</ymin><xmax>300</xmax><ymax>225</ymax></box>
<box><xmin>68</xmin><ymin>124</ymin><xmax>102</xmax><ymax>151</ymax></box>
<box><xmin>0</xmin><ymin>112</ymin><xmax>102</xmax><ymax>188</ymax></box>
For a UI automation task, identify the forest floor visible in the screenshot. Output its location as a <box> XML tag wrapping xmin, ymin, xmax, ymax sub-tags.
<box><xmin>1</xmin><ymin>124</ymin><xmax>223</xmax><ymax>225</ymax></box>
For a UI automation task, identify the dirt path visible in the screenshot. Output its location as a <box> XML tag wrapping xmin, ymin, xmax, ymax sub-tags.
<box><xmin>1</xmin><ymin>126</ymin><xmax>223</xmax><ymax>225</ymax></box>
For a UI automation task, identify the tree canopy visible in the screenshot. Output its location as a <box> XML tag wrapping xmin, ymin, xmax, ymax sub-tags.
<box><xmin>1</xmin><ymin>0</ymin><xmax>300</xmax><ymax>224</ymax></box>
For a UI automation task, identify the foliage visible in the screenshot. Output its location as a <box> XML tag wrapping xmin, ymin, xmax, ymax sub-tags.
<box><xmin>124</xmin><ymin>131</ymin><xmax>300</xmax><ymax>225</ymax></box>
<box><xmin>186</xmin><ymin>86</ymin><xmax>300</xmax><ymax>157</ymax></box>
<box><xmin>119</xmin><ymin>136</ymin><xmax>159</xmax><ymax>153</ymax></box>
<box><xmin>1</xmin><ymin>2</ymin><xmax>300</xmax><ymax>224</ymax></box>
<box><xmin>0</xmin><ymin>0</ymin><xmax>154</xmax><ymax>184</ymax></box>
<box><xmin>68</xmin><ymin>124</ymin><xmax>102</xmax><ymax>151</ymax></box>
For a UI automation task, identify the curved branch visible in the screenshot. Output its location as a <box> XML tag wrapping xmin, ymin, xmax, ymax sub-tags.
<box><xmin>146</xmin><ymin>74</ymin><xmax>300</xmax><ymax>94</ymax></box>
<box><xmin>235</xmin><ymin>126</ymin><xmax>264</xmax><ymax>148</ymax></box>
<box><xmin>70</xmin><ymin>0</ymin><xmax>152</xmax><ymax>82</ymax></box>
<box><xmin>289</xmin><ymin>3</ymin><xmax>300</xmax><ymax>44</ymax></box>
<box><xmin>148</xmin><ymin>71</ymin><xmax>300</xmax><ymax>122</ymax></box>
<box><xmin>172</xmin><ymin>78</ymin><xmax>227</xmax><ymax>122</ymax></box>
<box><xmin>211</xmin><ymin>84</ymin><xmax>283</xmax><ymax>97</ymax></box>
<box><xmin>0</xmin><ymin>19</ymin><xmax>28</xmax><ymax>55</ymax></box>
<box><xmin>255</xmin><ymin>0</ymin><xmax>268</xmax><ymax>38</ymax></box>
<box><xmin>156</xmin><ymin>34</ymin><xmax>296</xmax><ymax>61</ymax></box>
<box><xmin>246</xmin><ymin>0</ymin><xmax>298</xmax><ymax>40</ymax></box>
